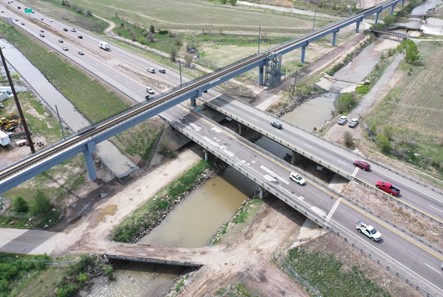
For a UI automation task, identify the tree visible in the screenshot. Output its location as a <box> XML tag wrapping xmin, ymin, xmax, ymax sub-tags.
<box><xmin>343</xmin><ymin>132</ymin><xmax>355</xmax><ymax>149</ymax></box>
<box><xmin>30</xmin><ymin>191</ymin><xmax>52</xmax><ymax>216</ymax></box>
<box><xmin>149</xmin><ymin>24</ymin><xmax>155</xmax><ymax>33</ymax></box>
<box><xmin>398</xmin><ymin>39</ymin><xmax>420</xmax><ymax>65</ymax></box>
<box><xmin>377</xmin><ymin>133</ymin><xmax>392</xmax><ymax>153</ymax></box>
<box><xmin>147</xmin><ymin>31</ymin><xmax>155</xmax><ymax>43</ymax></box>
<box><xmin>169</xmin><ymin>46</ymin><xmax>178</xmax><ymax>62</ymax></box>
<box><xmin>12</xmin><ymin>196</ymin><xmax>28</xmax><ymax>213</ymax></box>
<box><xmin>184</xmin><ymin>53</ymin><xmax>193</xmax><ymax>68</ymax></box>
<box><xmin>335</xmin><ymin>93</ymin><xmax>356</xmax><ymax>114</ymax></box>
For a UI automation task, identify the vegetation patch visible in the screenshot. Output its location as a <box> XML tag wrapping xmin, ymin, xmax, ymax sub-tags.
<box><xmin>54</xmin><ymin>255</ymin><xmax>113</xmax><ymax>297</ymax></box>
<box><xmin>111</xmin><ymin>160</ymin><xmax>212</xmax><ymax>242</ymax></box>
<box><xmin>284</xmin><ymin>247</ymin><xmax>390</xmax><ymax>297</ymax></box>
<box><xmin>215</xmin><ymin>282</ymin><xmax>257</xmax><ymax>297</ymax></box>
<box><xmin>0</xmin><ymin>253</ymin><xmax>50</xmax><ymax>297</ymax></box>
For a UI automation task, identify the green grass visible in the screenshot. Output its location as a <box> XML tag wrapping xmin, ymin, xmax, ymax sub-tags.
<box><xmin>0</xmin><ymin>253</ymin><xmax>50</xmax><ymax>297</ymax></box>
<box><xmin>47</xmin><ymin>0</ymin><xmax>313</xmax><ymax>33</ymax></box>
<box><xmin>285</xmin><ymin>248</ymin><xmax>390</xmax><ymax>297</ymax></box>
<box><xmin>111</xmin><ymin>160</ymin><xmax>211</xmax><ymax>242</ymax></box>
<box><xmin>215</xmin><ymin>283</ymin><xmax>257</xmax><ymax>297</ymax></box>
<box><xmin>0</xmin><ymin>21</ymin><xmax>128</xmax><ymax>123</ymax></box>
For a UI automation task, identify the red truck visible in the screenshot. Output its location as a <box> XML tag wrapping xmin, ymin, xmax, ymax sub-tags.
<box><xmin>376</xmin><ymin>181</ymin><xmax>400</xmax><ymax>197</ymax></box>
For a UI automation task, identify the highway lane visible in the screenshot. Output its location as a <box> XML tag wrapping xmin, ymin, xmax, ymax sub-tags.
<box><xmin>206</xmin><ymin>95</ymin><xmax>443</xmax><ymax>221</ymax></box>
<box><xmin>165</xmin><ymin>106</ymin><xmax>443</xmax><ymax>293</ymax></box>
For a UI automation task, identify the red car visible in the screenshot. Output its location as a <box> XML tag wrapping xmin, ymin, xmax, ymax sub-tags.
<box><xmin>353</xmin><ymin>160</ymin><xmax>370</xmax><ymax>171</ymax></box>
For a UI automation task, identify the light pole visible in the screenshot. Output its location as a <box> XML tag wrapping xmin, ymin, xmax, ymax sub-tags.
<box><xmin>179</xmin><ymin>60</ymin><xmax>182</xmax><ymax>87</ymax></box>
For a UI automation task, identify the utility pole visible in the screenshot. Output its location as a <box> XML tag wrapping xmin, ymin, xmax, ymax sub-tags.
<box><xmin>179</xmin><ymin>60</ymin><xmax>182</xmax><ymax>87</ymax></box>
<box><xmin>0</xmin><ymin>46</ymin><xmax>35</xmax><ymax>153</ymax></box>
<box><xmin>312</xmin><ymin>10</ymin><xmax>317</xmax><ymax>32</ymax></box>
<box><xmin>257</xmin><ymin>25</ymin><xmax>261</xmax><ymax>54</ymax></box>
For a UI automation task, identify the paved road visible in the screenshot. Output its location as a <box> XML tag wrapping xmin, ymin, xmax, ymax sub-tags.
<box><xmin>206</xmin><ymin>95</ymin><xmax>443</xmax><ymax>222</ymax></box>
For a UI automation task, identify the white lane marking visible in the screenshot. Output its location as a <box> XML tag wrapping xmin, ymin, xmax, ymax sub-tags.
<box><xmin>326</xmin><ymin>198</ymin><xmax>342</xmax><ymax>222</ymax></box>
<box><xmin>310</xmin><ymin>206</ymin><xmax>326</xmax><ymax>218</ymax></box>
<box><xmin>260</xmin><ymin>165</ymin><xmax>290</xmax><ymax>185</ymax></box>
<box><xmin>298</xmin><ymin>196</ymin><xmax>305</xmax><ymax>201</ymax></box>
<box><xmin>203</xmin><ymin>136</ymin><xmax>218</xmax><ymax>147</ymax></box>
<box><xmin>424</xmin><ymin>263</ymin><xmax>442</xmax><ymax>274</ymax></box>
<box><xmin>211</xmin><ymin>127</ymin><xmax>222</xmax><ymax>133</ymax></box>
<box><xmin>264</xmin><ymin>175</ymin><xmax>278</xmax><ymax>183</ymax></box>
<box><xmin>336</xmin><ymin>159</ymin><xmax>347</xmax><ymax>165</ymax></box>
<box><xmin>302</xmin><ymin>142</ymin><xmax>312</xmax><ymax>149</ymax></box>
<box><xmin>428</xmin><ymin>205</ymin><xmax>443</xmax><ymax>213</ymax></box>
<box><xmin>189</xmin><ymin>122</ymin><xmax>201</xmax><ymax>132</ymax></box>
<box><xmin>351</xmin><ymin>167</ymin><xmax>359</xmax><ymax>177</ymax></box>
<box><xmin>224</xmin><ymin>149</ymin><xmax>234</xmax><ymax>157</ymax></box>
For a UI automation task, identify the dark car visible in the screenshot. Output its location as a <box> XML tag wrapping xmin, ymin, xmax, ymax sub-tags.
<box><xmin>78</xmin><ymin>35</ymin><xmax>83</xmax><ymax>39</ymax></box>
<box><xmin>58</xmin><ymin>39</ymin><xmax>64</xmax><ymax>43</ymax></box>
<box><xmin>71</xmin><ymin>28</ymin><xmax>76</xmax><ymax>32</ymax></box>
<box><xmin>353</xmin><ymin>160</ymin><xmax>370</xmax><ymax>171</ymax></box>
<box><xmin>271</xmin><ymin>121</ymin><xmax>282</xmax><ymax>129</ymax></box>
<box><xmin>158</xmin><ymin>68</ymin><xmax>166</xmax><ymax>74</ymax></box>
<box><xmin>78</xmin><ymin>50</ymin><xmax>84</xmax><ymax>55</ymax></box>
<box><xmin>145</xmin><ymin>95</ymin><xmax>151</xmax><ymax>101</ymax></box>
<box><xmin>348</xmin><ymin>118</ymin><xmax>359</xmax><ymax>128</ymax></box>
<box><xmin>63</xmin><ymin>28</ymin><xmax>68</xmax><ymax>32</ymax></box>
<box><xmin>39</xmin><ymin>33</ymin><xmax>45</xmax><ymax>38</ymax></box>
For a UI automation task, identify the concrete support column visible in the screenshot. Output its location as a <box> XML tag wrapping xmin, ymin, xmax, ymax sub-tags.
<box><xmin>83</xmin><ymin>141</ymin><xmax>97</xmax><ymax>181</ymax></box>
<box><xmin>204</xmin><ymin>149</ymin><xmax>208</xmax><ymax>161</ymax></box>
<box><xmin>390</xmin><ymin>4</ymin><xmax>396</xmax><ymax>15</ymax></box>
<box><xmin>332</xmin><ymin>30</ymin><xmax>339</xmax><ymax>46</ymax></box>
<box><xmin>291</xmin><ymin>152</ymin><xmax>297</xmax><ymax>165</ymax></box>
<box><xmin>258</xmin><ymin>65</ymin><xmax>264</xmax><ymax>86</ymax></box>
<box><xmin>258</xmin><ymin>186</ymin><xmax>264</xmax><ymax>199</ymax></box>
<box><xmin>301</xmin><ymin>43</ymin><xmax>308</xmax><ymax>64</ymax></box>
<box><xmin>190</xmin><ymin>97</ymin><xmax>197</xmax><ymax>108</ymax></box>
<box><xmin>356</xmin><ymin>21</ymin><xmax>361</xmax><ymax>33</ymax></box>
<box><xmin>375</xmin><ymin>12</ymin><xmax>380</xmax><ymax>24</ymax></box>
<box><xmin>401</xmin><ymin>0</ymin><xmax>405</xmax><ymax>6</ymax></box>
<box><xmin>238</xmin><ymin>123</ymin><xmax>242</xmax><ymax>136</ymax></box>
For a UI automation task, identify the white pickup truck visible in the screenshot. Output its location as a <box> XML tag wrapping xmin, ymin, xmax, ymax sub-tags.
<box><xmin>356</xmin><ymin>221</ymin><xmax>381</xmax><ymax>242</ymax></box>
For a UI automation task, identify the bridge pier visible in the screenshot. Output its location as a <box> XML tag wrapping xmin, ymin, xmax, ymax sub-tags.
<box><xmin>190</xmin><ymin>97</ymin><xmax>197</xmax><ymax>108</ymax></box>
<box><xmin>355</xmin><ymin>20</ymin><xmax>361</xmax><ymax>33</ymax></box>
<box><xmin>258</xmin><ymin>186</ymin><xmax>264</xmax><ymax>199</ymax></box>
<box><xmin>300</xmin><ymin>42</ymin><xmax>308</xmax><ymax>64</ymax></box>
<box><xmin>238</xmin><ymin>123</ymin><xmax>242</xmax><ymax>136</ymax></box>
<box><xmin>375</xmin><ymin>12</ymin><xmax>380</xmax><ymax>24</ymax></box>
<box><xmin>258</xmin><ymin>65</ymin><xmax>264</xmax><ymax>86</ymax></box>
<box><xmin>203</xmin><ymin>149</ymin><xmax>208</xmax><ymax>161</ymax></box>
<box><xmin>83</xmin><ymin>141</ymin><xmax>97</xmax><ymax>181</ymax></box>
<box><xmin>390</xmin><ymin>4</ymin><xmax>396</xmax><ymax>15</ymax></box>
<box><xmin>331</xmin><ymin>29</ymin><xmax>339</xmax><ymax>46</ymax></box>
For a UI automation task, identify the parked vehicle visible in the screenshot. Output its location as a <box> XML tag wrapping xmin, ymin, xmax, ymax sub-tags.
<box><xmin>145</xmin><ymin>95</ymin><xmax>151</xmax><ymax>101</ymax></box>
<box><xmin>337</xmin><ymin>116</ymin><xmax>347</xmax><ymax>125</ymax></box>
<box><xmin>58</xmin><ymin>39</ymin><xmax>64</xmax><ymax>43</ymax></box>
<box><xmin>62</xmin><ymin>46</ymin><xmax>68</xmax><ymax>51</ymax></box>
<box><xmin>356</xmin><ymin>221</ymin><xmax>381</xmax><ymax>241</ymax></box>
<box><xmin>376</xmin><ymin>181</ymin><xmax>400</xmax><ymax>197</ymax></box>
<box><xmin>71</xmin><ymin>28</ymin><xmax>76</xmax><ymax>32</ymax></box>
<box><xmin>78</xmin><ymin>35</ymin><xmax>83</xmax><ymax>39</ymax></box>
<box><xmin>99</xmin><ymin>41</ymin><xmax>110</xmax><ymax>51</ymax></box>
<box><xmin>353</xmin><ymin>160</ymin><xmax>370</xmax><ymax>171</ymax></box>
<box><xmin>289</xmin><ymin>172</ymin><xmax>306</xmax><ymax>186</ymax></box>
<box><xmin>39</xmin><ymin>33</ymin><xmax>44</xmax><ymax>38</ymax></box>
<box><xmin>271</xmin><ymin>121</ymin><xmax>282</xmax><ymax>129</ymax></box>
<box><xmin>348</xmin><ymin>118</ymin><xmax>359</xmax><ymax>128</ymax></box>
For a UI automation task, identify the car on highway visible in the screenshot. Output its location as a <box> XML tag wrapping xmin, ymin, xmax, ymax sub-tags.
<box><xmin>78</xmin><ymin>50</ymin><xmax>84</xmax><ymax>55</ymax></box>
<box><xmin>147</xmin><ymin>67</ymin><xmax>155</xmax><ymax>74</ymax></box>
<box><xmin>21</xmin><ymin>22</ymin><xmax>25</xmax><ymax>25</ymax></box>
<box><xmin>40</xmin><ymin>29</ymin><xmax>44</xmax><ymax>33</ymax></box>
<box><xmin>337</xmin><ymin>115</ymin><xmax>347</xmax><ymax>125</ymax></box>
<box><xmin>353</xmin><ymin>160</ymin><xmax>370</xmax><ymax>171</ymax></box>
<box><xmin>376</xmin><ymin>181</ymin><xmax>400</xmax><ymax>197</ymax></box>
<box><xmin>145</xmin><ymin>95</ymin><xmax>152</xmax><ymax>101</ymax></box>
<box><xmin>39</xmin><ymin>33</ymin><xmax>45</xmax><ymax>38</ymax></box>
<box><xmin>63</xmin><ymin>28</ymin><xmax>68</xmax><ymax>32</ymax></box>
<box><xmin>71</xmin><ymin>28</ymin><xmax>76</xmax><ymax>32</ymax></box>
<box><xmin>58</xmin><ymin>39</ymin><xmax>64</xmax><ymax>43</ymax></box>
<box><xmin>62</xmin><ymin>46</ymin><xmax>68</xmax><ymax>51</ymax></box>
<box><xmin>289</xmin><ymin>172</ymin><xmax>306</xmax><ymax>186</ymax></box>
<box><xmin>271</xmin><ymin>121</ymin><xmax>282</xmax><ymax>129</ymax></box>
<box><xmin>78</xmin><ymin>35</ymin><xmax>83</xmax><ymax>39</ymax></box>
<box><xmin>356</xmin><ymin>221</ymin><xmax>381</xmax><ymax>241</ymax></box>
<box><xmin>348</xmin><ymin>118</ymin><xmax>359</xmax><ymax>128</ymax></box>
<box><xmin>146</xmin><ymin>87</ymin><xmax>155</xmax><ymax>94</ymax></box>
<box><xmin>158</xmin><ymin>68</ymin><xmax>166</xmax><ymax>74</ymax></box>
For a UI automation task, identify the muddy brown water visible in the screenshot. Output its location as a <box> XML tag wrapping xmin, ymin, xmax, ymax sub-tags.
<box><xmin>85</xmin><ymin>168</ymin><xmax>255</xmax><ymax>296</ymax></box>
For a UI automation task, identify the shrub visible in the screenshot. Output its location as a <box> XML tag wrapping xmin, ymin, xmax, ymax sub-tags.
<box><xmin>343</xmin><ymin>132</ymin><xmax>355</xmax><ymax>149</ymax></box>
<box><xmin>335</xmin><ymin>93</ymin><xmax>356</xmax><ymax>114</ymax></box>
<box><xmin>30</xmin><ymin>191</ymin><xmax>52</xmax><ymax>216</ymax></box>
<box><xmin>12</xmin><ymin>196</ymin><xmax>29</xmax><ymax>213</ymax></box>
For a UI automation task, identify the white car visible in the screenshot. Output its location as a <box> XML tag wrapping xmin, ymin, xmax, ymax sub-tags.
<box><xmin>348</xmin><ymin>118</ymin><xmax>359</xmax><ymax>128</ymax></box>
<box><xmin>289</xmin><ymin>172</ymin><xmax>306</xmax><ymax>186</ymax></box>
<box><xmin>337</xmin><ymin>116</ymin><xmax>347</xmax><ymax>125</ymax></box>
<box><xmin>356</xmin><ymin>221</ymin><xmax>381</xmax><ymax>241</ymax></box>
<box><xmin>145</xmin><ymin>87</ymin><xmax>155</xmax><ymax>94</ymax></box>
<box><xmin>147</xmin><ymin>67</ymin><xmax>155</xmax><ymax>74</ymax></box>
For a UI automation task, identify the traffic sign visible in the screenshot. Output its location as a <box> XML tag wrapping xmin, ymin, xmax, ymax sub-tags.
<box><xmin>24</xmin><ymin>8</ymin><xmax>33</xmax><ymax>14</ymax></box>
